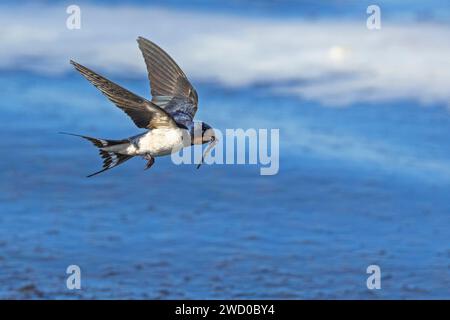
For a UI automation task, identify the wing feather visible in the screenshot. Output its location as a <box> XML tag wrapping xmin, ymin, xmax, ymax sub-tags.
<box><xmin>137</xmin><ymin>37</ymin><xmax>198</xmax><ymax>124</ymax></box>
<box><xmin>70</xmin><ymin>60</ymin><xmax>177</xmax><ymax>129</ymax></box>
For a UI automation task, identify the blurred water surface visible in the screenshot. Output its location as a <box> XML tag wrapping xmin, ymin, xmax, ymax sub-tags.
<box><xmin>1</xmin><ymin>0</ymin><xmax>450</xmax><ymax>299</ymax></box>
<box><xmin>0</xmin><ymin>71</ymin><xmax>448</xmax><ymax>299</ymax></box>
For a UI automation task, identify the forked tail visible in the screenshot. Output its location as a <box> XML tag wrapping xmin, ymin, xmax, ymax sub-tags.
<box><xmin>59</xmin><ymin>132</ymin><xmax>133</xmax><ymax>177</ymax></box>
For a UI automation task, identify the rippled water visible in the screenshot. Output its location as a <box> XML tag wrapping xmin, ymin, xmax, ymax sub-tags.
<box><xmin>0</xmin><ymin>73</ymin><xmax>448</xmax><ymax>299</ymax></box>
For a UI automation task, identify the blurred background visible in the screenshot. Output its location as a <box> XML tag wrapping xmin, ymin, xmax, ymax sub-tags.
<box><xmin>0</xmin><ymin>0</ymin><xmax>449</xmax><ymax>299</ymax></box>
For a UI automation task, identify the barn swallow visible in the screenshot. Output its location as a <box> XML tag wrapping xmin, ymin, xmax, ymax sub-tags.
<box><xmin>62</xmin><ymin>37</ymin><xmax>216</xmax><ymax>177</ymax></box>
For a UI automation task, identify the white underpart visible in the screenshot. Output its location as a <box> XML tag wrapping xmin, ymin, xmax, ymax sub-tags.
<box><xmin>100</xmin><ymin>129</ymin><xmax>185</xmax><ymax>157</ymax></box>
<box><xmin>134</xmin><ymin>128</ymin><xmax>185</xmax><ymax>157</ymax></box>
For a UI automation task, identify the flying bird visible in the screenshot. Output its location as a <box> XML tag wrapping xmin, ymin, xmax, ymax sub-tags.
<box><xmin>62</xmin><ymin>37</ymin><xmax>216</xmax><ymax>177</ymax></box>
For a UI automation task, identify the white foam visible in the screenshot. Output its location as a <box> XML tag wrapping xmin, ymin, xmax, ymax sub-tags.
<box><xmin>1</xmin><ymin>4</ymin><xmax>450</xmax><ymax>107</ymax></box>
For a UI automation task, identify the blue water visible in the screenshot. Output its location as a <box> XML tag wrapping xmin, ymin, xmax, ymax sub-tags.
<box><xmin>0</xmin><ymin>71</ymin><xmax>448</xmax><ymax>299</ymax></box>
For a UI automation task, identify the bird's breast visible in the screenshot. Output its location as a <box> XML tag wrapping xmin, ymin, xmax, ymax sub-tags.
<box><xmin>137</xmin><ymin>128</ymin><xmax>184</xmax><ymax>157</ymax></box>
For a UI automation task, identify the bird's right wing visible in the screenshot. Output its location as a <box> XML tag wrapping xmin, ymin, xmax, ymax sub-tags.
<box><xmin>70</xmin><ymin>60</ymin><xmax>177</xmax><ymax>129</ymax></box>
<box><xmin>137</xmin><ymin>37</ymin><xmax>198</xmax><ymax>126</ymax></box>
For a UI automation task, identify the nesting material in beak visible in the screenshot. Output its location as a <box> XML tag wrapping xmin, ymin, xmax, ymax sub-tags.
<box><xmin>197</xmin><ymin>138</ymin><xmax>217</xmax><ymax>169</ymax></box>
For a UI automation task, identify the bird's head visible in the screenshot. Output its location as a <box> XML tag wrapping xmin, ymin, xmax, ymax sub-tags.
<box><xmin>192</xmin><ymin>121</ymin><xmax>216</xmax><ymax>145</ymax></box>
<box><xmin>191</xmin><ymin>121</ymin><xmax>217</xmax><ymax>169</ymax></box>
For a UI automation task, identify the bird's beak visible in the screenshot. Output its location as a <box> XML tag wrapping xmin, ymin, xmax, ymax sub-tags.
<box><xmin>197</xmin><ymin>137</ymin><xmax>217</xmax><ymax>169</ymax></box>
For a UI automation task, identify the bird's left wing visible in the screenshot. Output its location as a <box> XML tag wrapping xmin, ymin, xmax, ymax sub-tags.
<box><xmin>70</xmin><ymin>60</ymin><xmax>177</xmax><ymax>129</ymax></box>
<box><xmin>137</xmin><ymin>37</ymin><xmax>198</xmax><ymax>127</ymax></box>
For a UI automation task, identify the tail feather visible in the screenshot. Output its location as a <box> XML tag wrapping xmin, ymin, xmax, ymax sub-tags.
<box><xmin>59</xmin><ymin>132</ymin><xmax>133</xmax><ymax>177</ymax></box>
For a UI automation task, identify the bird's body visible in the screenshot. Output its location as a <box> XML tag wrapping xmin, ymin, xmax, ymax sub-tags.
<box><xmin>63</xmin><ymin>37</ymin><xmax>216</xmax><ymax>177</ymax></box>
<box><xmin>103</xmin><ymin>128</ymin><xmax>186</xmax><ymax>157</ymax></box>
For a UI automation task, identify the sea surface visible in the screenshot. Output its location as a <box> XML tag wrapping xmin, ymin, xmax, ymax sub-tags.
<box><xmin>0</xmin><ymin>71</ymin><xmax>448</xmax><ymax>299</ymax></box>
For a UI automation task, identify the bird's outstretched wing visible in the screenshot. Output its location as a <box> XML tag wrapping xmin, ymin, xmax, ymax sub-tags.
<box><xmin>70</xmin><ymin>60</ymin><xmax>177</xmax><ymax>129</ymax></box>
<box><xmin>137</xmin><ymin>36</ymin><xmax>198</xmax><ymax>126</ymax></box>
